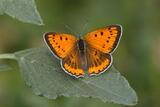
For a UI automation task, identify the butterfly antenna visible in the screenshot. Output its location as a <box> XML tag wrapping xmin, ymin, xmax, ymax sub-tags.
<box><xmin>79</xmin><ymin>21</ymin><xmax>89</xmax><ymax>38</ymax></box>
<box><xmin>64</xmin><ymin>24</ymin><xmax>77</xmax><ymax>36</ymax></box>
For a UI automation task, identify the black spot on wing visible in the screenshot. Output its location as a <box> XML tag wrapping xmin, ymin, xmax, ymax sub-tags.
<box><xmin>60</xmin><ymin>36</ymin><xmax>62</xmax><ymax>40</ymax></box>
<box><xmin>100</xmin><ymin>32</ymin><xmax>103</xmax><ymax>36</ymax></box>
<box><xmin>95</xmin><ymin>34</ymin><xmax>97</xmax><ymax>37</ymax></box>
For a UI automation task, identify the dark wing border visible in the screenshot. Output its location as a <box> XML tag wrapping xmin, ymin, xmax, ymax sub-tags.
<box><xmin>108</xmin><ymin>24</ymin><xmax>123</xmax><ymax>54</ymax></box>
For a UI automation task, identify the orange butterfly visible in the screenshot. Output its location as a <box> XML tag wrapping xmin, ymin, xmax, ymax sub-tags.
<box><xmin>44</xmin><ymin>25</ymin><xmax>122</xmax><ymax>78</ymax></box>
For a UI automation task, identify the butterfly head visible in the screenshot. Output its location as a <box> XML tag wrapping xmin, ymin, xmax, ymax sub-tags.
<box><xmin>75</xmin><ymin>34</ymin><xmax>81</xmax><ymax>39</ymax></box>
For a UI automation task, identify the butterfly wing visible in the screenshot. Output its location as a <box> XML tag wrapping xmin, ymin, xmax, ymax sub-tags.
<box><xmin>86</xmin><ymin>47</ymin><xmax>112</xmax><ymax>76</ymax></box>
<box><xmin>44</xmin><ymin>32</ymin><xmax>77</xmax><ymax>58</ymax></box>
<box><xmin>84</xmin><ymin>25</ymin><xmax>122</xmax><ymax>53</ymax></box>
<box><xmin>44</xmin><ymin>32</ymin><xmax>84</xmax><ymax>78</ymax></box>
<box><xmin>84</xmin><ymin>25</ymin><xmax>122</xmax><ymax>75</ymax></box>
<box><xmin>61</xmin><ymin>46</ymin><xmax>84</xmax><ymax>78</ymax></box>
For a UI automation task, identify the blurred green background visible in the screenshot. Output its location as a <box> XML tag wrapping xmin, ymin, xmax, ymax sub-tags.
<box><xmin>0</xmin><ymin>0</ymin><xmax>160</xmax><ymax>107</ymax></box>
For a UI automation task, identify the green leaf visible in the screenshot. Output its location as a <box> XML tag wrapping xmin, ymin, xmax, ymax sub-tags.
<box><xmin>13</xmin><ymin>48</ymin><xmax>137</xmax><ymax>106</ymax></box>
<box><xmin>0</xmin><ymin>64</ymin><xmax>12</xmax><ymax>71</ymax></box>
<box><xmin>0</xmin><ymin>0</ymin><xmax>43</xmax><ymax>25</ymax></box>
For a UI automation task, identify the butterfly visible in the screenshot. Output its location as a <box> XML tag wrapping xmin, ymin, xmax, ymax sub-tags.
<box><xmin>44</xmin><ymin>25</ymin><xmax>122</xmax><ymax>78</ymax></box>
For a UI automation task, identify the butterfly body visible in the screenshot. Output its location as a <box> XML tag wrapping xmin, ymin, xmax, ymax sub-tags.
<box><xmin>78</xmin><ymin>39</ymin><xmax>85</xmax><ymax>52</ymax></box>
<box><xmin>77</xmin><ymin>39</ymin><xmax>88</xmax><ymax>71</ymax></box>
<box><xmin>44</xmin><ymin>25</ymin><xmax>122</xmax><ymax>78</ymax></box>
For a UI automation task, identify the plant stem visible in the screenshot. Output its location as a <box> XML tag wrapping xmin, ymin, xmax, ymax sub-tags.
<box><xmin>0</xmin><ymin>53</ymin><xmax>17</xmax><ymax>60</ymax></box>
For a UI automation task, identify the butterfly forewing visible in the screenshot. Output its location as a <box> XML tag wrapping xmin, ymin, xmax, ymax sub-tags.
<box><xmin>44</xmin><ymin>32</ymin><xmax>77</xmax><ymax>58</ymax></box>
<box><xmin>84</xmin><ymin>25</ymin><xmax>122</xmax><ymax>53</ymax></box>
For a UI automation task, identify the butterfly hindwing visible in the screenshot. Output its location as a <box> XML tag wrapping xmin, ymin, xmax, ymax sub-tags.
<box><xmin>84</xmin><ymin>25</ymin><xmax>122</xmax><ymax>53</ymax></box>
<box><xmin>61</xmin><ymin>46</ymin><xmax>85</xmax><ymax>78</ymax></box>
<box><xmin>44</xmin><ymin>32</ymin><xmax>77</xmax><ymax>58</ymax></box>
<box><xmin>86</xmin><ymin>46</ymin><xmax>112</xmax><ymax>76</ymax></box>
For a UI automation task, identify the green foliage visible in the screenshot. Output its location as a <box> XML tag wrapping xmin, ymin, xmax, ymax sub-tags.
<box><xmin>0</xmin><ymin>64</ymin><xmax>12</xmax><ymax>71</ymax></box>
<box><xmin>0</xmin><ymin>0</ymin><xmax>43</xmax><ymax>25</ymax></box>
<box><xmin>0</xmin><ymin>48</ymin><xmax>137</xmax><ymax>106</ymax></box>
